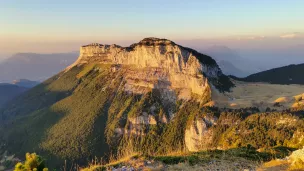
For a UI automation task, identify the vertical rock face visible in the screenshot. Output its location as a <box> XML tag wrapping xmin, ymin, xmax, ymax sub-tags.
<box><xmin>69</xmin><ymin>38</ymin><xmax>228</xmax><ymax>99</ymax></box>
<box><xmin>185</xmin><ymin>116</ymin><xmax>217</xmax><ymax>151</ymax></box>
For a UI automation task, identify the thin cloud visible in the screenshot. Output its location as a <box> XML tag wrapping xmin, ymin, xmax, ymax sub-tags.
<box><xmin>237</xmin><ymin>36</ymin><xmax>266</xmax><ymax>40</ymax></box>
<box><xmin>280</xmin><ymin>32</ymin><xmax>303</xmax><ymax>39</ymax></box>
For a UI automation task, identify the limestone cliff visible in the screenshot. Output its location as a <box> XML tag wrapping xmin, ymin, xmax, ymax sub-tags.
<box><xmin>185</xmin><ymin>116</ymin><xmax>217</xmax><ymax>151</ymax></box>
<box><xmin>68</xmin><ymin>38</ymin><xmax>231</xmax><ymax>100</ymax></box>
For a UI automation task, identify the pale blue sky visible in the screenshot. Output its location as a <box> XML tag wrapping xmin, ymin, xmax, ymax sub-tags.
<box><xmin>0</xmin><ymin>0</ymin><xmax>304</xmax><ymax>54</ymax></box>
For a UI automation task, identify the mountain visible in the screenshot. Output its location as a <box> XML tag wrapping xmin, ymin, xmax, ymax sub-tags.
<box><xmin>0</xmin><ymin>79</ymin><xmax>36</xmax><ymax>107</ymax></box>
<box><xmin>0</xmin><ymin>38</ymin><xmax>303</xmax><ymax>168</ymax></box>
<box><xmin>237</xmin><ymin>63</ymin><xmax>304</xmax><ymax>84</ymax></box>
<box><xmin>217</xmin><ymin>60</ymin><xmax>246</xmax><ymax>77</ymax></box>
<box><xmin>201</xmin><ymin>45</ymin><xmax>254</xmax><ymax>77</ymax></box>
<box><xmin>12</xmin><ymin>79</ymin><xmax>40</xmax><ymax>88</ymax></box>
<box><xmin>0</xmin><ymin>84</ymin><xmax>28</xmax><ymax>107</ymax></box>
<box><xmin>0</xmin><ymin>52</ymin><xmax>78</xmax><ymax>82</ymax></box>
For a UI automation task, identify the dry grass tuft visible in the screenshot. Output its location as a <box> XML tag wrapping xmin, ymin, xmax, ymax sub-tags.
<box><xmin>291</xmin><ymin>101</ymin><xmax>304</xmax><ymax>108</ymax></box>
<box><xmin>294</xmin><ymin>94</ymin><xmax>303</xmax><ymax>102</ymax></box>
<box><xmin>167</xmin><ymin>159</ymin><xmax>259</xmax><ymax>171</ymax></box>
<box><xmin>230</xmin><ymin>103</ymin><xmax>238</xmax><ymax>107</ymax></box>
<box><xmin>274</xmin><ymin>97</ymin><xmax>289</xmax><ymax>103</ymax></box>
<box><xmin>258</xmin><ymin>147</ymin><xmax>304</xmax><ymax>171</ymax></box>
<box><xmin>203</xmin><ymin>101</ymin><xmax>215</xmax><ymax>107</ymax></box>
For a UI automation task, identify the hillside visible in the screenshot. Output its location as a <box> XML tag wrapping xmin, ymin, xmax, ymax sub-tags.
<box><xmin>0</xmin><ymin>84</ymin><xmax>28</xmax><ymax>107</ymax></box>
<box><xmin>0</xmin><ymin>52</ymin><xmax>78</xmax><ymax>82</ymax></box>
<box><xmin>237</xmin><ymin>63</ymin><xmax>304</xmax><ymax>84</ymax></box>
<box><xmin>0</xmin><ymin>38</ymin><xmax>303</xmax><ymax>169</ymax></box>
<box><xmin>12</xmin><ymin>79</ymin><xmax>39</xmax><ymax>88</ymax></box>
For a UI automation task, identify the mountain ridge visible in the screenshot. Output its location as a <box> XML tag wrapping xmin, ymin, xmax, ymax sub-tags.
<box><xmin>68</xmin><ymin>37</ymin><xmax>233</xmax><ymax>92</ymax></box>
<box><xmin>0</xmin><ymin>84</ymin><xmax>28</xmax><ymax>107</ymax></box>
<box><xmin>0</xmin><ymin>52</ymin><xmax>78</xmax><ymax>82</ymax></box>
<box><xmin>234</xmin><ymin>63</ymin><xmax>304</xmax><ymax>85</ymax></box>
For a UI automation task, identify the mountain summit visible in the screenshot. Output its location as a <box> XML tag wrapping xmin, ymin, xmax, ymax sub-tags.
<box><xmin>69</xmin><ymin>38</ymin><xmax>233</xmax><ymax>93</ymax></box>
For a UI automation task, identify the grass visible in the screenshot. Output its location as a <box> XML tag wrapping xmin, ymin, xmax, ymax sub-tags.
<box><xmin>81</xmin><ymin>147</ymin><xmax>290</xmax><ymax>171</ymax></box>
<box><xmin>153</xmin><ymin>147</ymin><xmax>274</xmax><ymax>165</ymax></box>
<box><xmin>257</xmin><ymin>148</ymin><xmax>304</xmax><ymax>171</ymax></box>
<box><xmin>166</xmin><ymin>160</ymin><xmax>258</xmax><ymax>171</ymax></box>
<box><xmin>76</xmin><ymin>63</ymin><xmax>97</xmax><ymax>79</ymax></box>
<box><xmin>0</xmin><ymin>64</ymin><xmax>119</xmax><ymax>167</ymax></box>
<box><xmin>79</xmin><ymin>153</ymin><xmax>139</xmax><ymax>171</ymax></box>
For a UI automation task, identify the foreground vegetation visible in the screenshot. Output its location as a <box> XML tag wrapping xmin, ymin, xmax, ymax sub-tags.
<box><xmin>81</xmin><ymin>146</ymin><xmax>304</xmax><ymax>171</ymax></box>
<box><xmin>3</xmin><ymin>147</ymin><xmax>302</xmax><ymax>171</ymax></box>
<box><xmin>14</xmin><ymin>153</ymin><xmax>48</xmax><ymax>171</ymax></box>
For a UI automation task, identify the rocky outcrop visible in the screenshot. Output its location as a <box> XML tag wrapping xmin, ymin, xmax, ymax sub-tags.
<box><xmin>68</xmin><ymin>38</ymin><xmax>229</xmax><ymax>99</ymax></box>
<box><xmin>75</xmin><ymin>38</ymin><xmax>219</xmax><ymax>76</ymax></box>
<box><xmin>128</xmin><ymin>112</ymin><xmax>157</xmax><ymax>125</ymax></box>
<box><xmin>289</xmin><ymin>147</ymin><xmax>304</xmax><ymax>170</ymax></box>
<box><xmin>289</xmin><ymin>147</ymin><xmax>304</xmax><ymax>162</ymax></box>
<box><xmin>185</xmin><ymin>116</ymin><xmax>217</xmax><ymax>151</ymax></box>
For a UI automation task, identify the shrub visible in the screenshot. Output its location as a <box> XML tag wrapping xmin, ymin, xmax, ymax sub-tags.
<box><xmin>14</xmin><ymin>153</ymin><xmax>48</xmax><ymax>171</ymax></box>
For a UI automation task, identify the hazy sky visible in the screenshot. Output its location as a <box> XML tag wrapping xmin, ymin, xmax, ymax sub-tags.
<box><xmin>0</xmin><ymin>0</ymin><xmax>304</xmax><ymax>55</ymax></box>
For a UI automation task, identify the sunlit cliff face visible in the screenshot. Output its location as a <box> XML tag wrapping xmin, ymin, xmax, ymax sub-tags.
<box><xmin>68</xmin><ymin>38</ymin><xmax>224</xmax><ymax>100</ymax></box>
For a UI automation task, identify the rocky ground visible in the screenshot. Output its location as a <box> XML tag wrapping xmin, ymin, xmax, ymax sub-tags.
<box><xmin>86</xmin><ymin>158</ymin><xmax>259</xmax><ymax>171</ymax></box>
<box><xmin>0</xmin><ymin>151</ymin><xmax>20</xmax><ymax>171</ymax></box>
<box><xmin>82</xmin><ymin>148</ymin><xmax>304</xmax><ymax>171</ymax></box>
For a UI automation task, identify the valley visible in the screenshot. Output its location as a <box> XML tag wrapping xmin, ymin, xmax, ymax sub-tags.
<box><xmin>213</xmin><ymin>80</ymin><xmax>304</xmax><ymax>110</ymax></box>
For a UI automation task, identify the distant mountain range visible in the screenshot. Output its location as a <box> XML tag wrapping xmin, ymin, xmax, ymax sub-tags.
<box><xmin>200</xmin><ymin>45</ymin><xmax>259</xmax><ymax>77</ymax></box>
<box><xmin>0</xmin><ymin>84</ymin><xmax>28</xmax><ymax>107</ymax></box>
<box><xmin>238</xmin><ymin>45</ymin><xmax>304</xmax><ymax>70</ymax></box>
<box><xmin>0</xmin><ymin>52</ymin><xmax>78</xmax><ymax>82</ymax></box>
<box><xmin>0</xmin><ymin>79</ymin><xmax>39</xmax><ymax>107</ymax></box>
<box><xmin>234</xmin><ymin>63</ymin><xmax>304</xmax><ymax>85</ymax></box>
<box><xmin>12</xmin><ymin>79</ymin><xmax>40</xmax><ymax>88</ymax></box>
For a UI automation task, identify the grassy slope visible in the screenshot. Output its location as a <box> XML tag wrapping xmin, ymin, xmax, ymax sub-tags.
<box><xmin>0</xmin><ymin>64</ymin><xmax>205</xmax><ymax>165</ymax></box>
<box><xmin>0</xmin><ymin>63</ymin><xmax>303</xmax><ymax>169</ymax></box>
<box><xmin>0</xmin><ymin>64</ymin><xmax>118</xmax><ymax>165</ymax></box>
